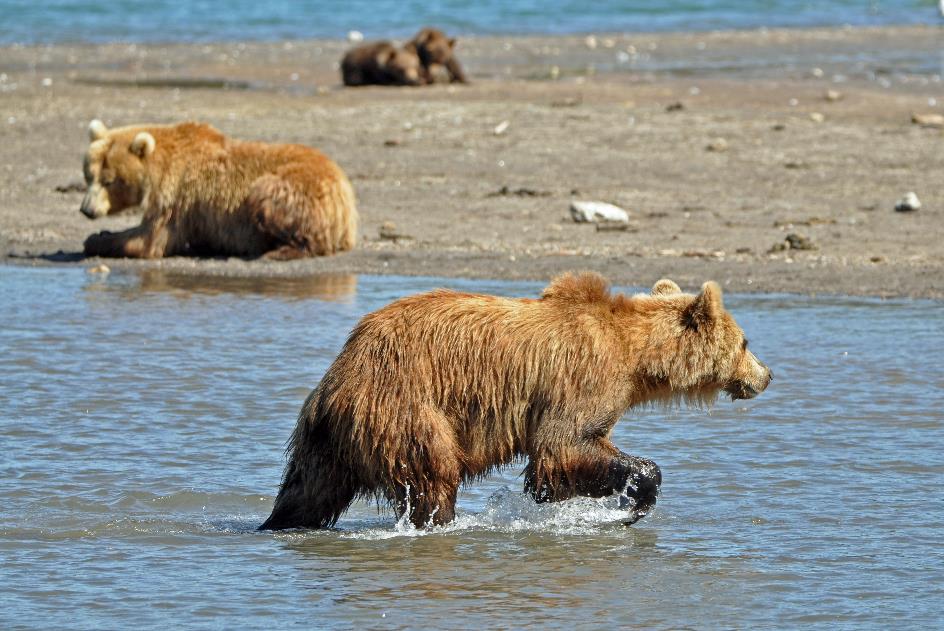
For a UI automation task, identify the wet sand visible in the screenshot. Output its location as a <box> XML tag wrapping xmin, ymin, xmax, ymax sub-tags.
<box><xmin>1</xmin><ymin>25</ymin><xmax>942</xmax><ymax>297</ymax></box>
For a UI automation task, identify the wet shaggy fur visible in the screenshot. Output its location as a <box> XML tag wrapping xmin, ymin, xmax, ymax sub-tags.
<box><xmin>80</xmin><ymin>120</ymin><xmax>357</xmax><ymax>259</ymax></box>
<box><xmin>260</xmin><ymin>272</ymin><xmax>771</xmax><ymax>530</ymax></box>
<box><xmin>341</xmin><ymin>42</ymin><xmax>424</xmax><ymax>87</ymax></box>
<box><xmin>407</xmin><ymin>27</ymin><xmax>468</xmax><ymax>84</ymax></box>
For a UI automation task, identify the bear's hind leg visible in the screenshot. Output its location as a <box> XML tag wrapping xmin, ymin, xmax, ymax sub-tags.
<box><xmin>387</xmin><ymin>406</ymin><xmax>462</xmax><ymax>529</ymax></box>
<box><xmin>259</xmin><ymin>453</ymin><xmax>358</xmax><ymax>531</ymax></box>
<box><xmin>393</xmin><ymin>479</ymin><xmax>459</xmax><ymax>529</ymax></box>
<box><xmin>244</xmin><ymin>173</ymin><xmax>333</xmax><ymax>259</ymax></box>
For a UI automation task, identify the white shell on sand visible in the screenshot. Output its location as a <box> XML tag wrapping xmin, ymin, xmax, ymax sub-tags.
<box><xmin>347</xmin><ymin>30</ymin><xmax>364</xmax><ymax>43</ymax></box>
<box><xmin>895</xmin><ymin>192</ymin><xmax>921</xmax><ymax>213</ymax></box>
<box><xmin>911</xmin><ymin>113</ymin><xmax>944</xmax><ymax>128</ymax></box>
<box><xmin>570</xmin><ymin>200</ymin><xmax>629</xmax><ymax>224</ymax></box>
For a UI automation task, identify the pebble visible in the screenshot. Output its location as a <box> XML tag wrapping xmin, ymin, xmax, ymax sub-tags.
<box><xmin>493</xmin><ymin>120</ymin><xmax>510</xmax><ymax>136</ymax></box>
<box><xmin>347</xmin><ymin>31</ymin><xmax>364</xmax><ymax>43</ymax></box>
<box><xmin>706</xmin><ymin>138</ymin><xmax>728</xmax><ymax>152</ymax></box>
<box><xmin>809</xmin><ymin>112</ymin><xmax>825</xmax><ymax>123</ymax></box>
<box><xmin>570</xmin><ymin>200</ymin><xmax>629</xmax><ymax>224</ymax></box>
<box><xmin>825</xmin><ymin>89</ymin><xmax>843</xmax><ymax>101</ymax></box>
<box><xmin>378</xmin><ymin>221</ymin><xmax>412</xmax><ymax>241</ymax></box>
<box><xmin>86</xmin><ymin>264</ymin><xmax>110</xmax><ymax>275</ymax></box>
<box><xmin>769</xmin><ymin>233</ymin><xmax>816</xmax><ymax>253</ymax></box>
<box><xmin>894</xmin><ymin>192</ymin><xmax>921</xmax><ymax>213</ymax></box>
<box><xmin>785</xmin><ymin>233</ymin><xmax>816</xmax><ymax>250</ymax></box>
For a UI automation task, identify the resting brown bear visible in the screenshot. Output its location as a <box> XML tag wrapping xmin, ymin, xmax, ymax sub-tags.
<box><xmin>80</xmin><ymin>120</ymin><xmax>357</xmax><ymax>259</ymax></box>
<box><xmin>407</xmin><ymin>27</ymin><xmax>468</xmax><ymax>84</ymax></box>
<box><xmin>340</xmin><ymin>41</ymin><xmax>424</xmax><ymax>86</ymax></box>
<box><xmin>260</xmin><ymin>273</ymin><xmax>772</xmax><ymax>530</ymax></box>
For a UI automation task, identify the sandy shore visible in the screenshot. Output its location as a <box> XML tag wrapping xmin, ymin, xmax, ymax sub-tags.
<box><xmin>1</xmin><ymin>25</ymin><xmax>942</xmax><ymax>297</ymax></box>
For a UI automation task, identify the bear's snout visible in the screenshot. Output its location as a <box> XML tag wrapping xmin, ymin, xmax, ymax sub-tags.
<box><xmin>80</xmin><ymin>184</ymin><xmax>109</xmax><ymax>219</ymax></box>
<box><xmin>726</xmin><ymin>350</ymin><xmax>771</xmax><ymax>400</ymax></box>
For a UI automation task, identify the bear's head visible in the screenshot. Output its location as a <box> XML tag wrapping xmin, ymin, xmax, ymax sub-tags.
<box><xmin>380</xmin><ymin>47</ymin><xmax>424</xmax><ymax>86</ymax></box>
<box><xmin>80</xmin><ymin>120</ymin><xmax>155</xmax><ymax>219</ymax></box>
<box><xmin>638</xmin><ymin>278</ymin><xmax>772</xmax><ymax>403</ymax></box>
<box><xmin>411</xmin><ymin>28</ymin><xmax>457</xmax><ymax>66</ymax></box>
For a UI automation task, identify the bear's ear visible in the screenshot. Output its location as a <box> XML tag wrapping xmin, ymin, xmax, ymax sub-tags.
<box><xmin>415</xmin><ymin>28</ymin><xmax>432</xmax><ymax>44</ymax></box>
<box><xmin>448</xmin><ymin>38</ymin><xmax>457</xmax><ymax>49</ymax></box>
<box><xmin>683</xmin><ymin>281</ymin><xmax>723</xmax><ymax>330</ymax></box>
<box><xmin>130</xmin><ymin>131</ymin><xmax>156</xmax><ymax>158</ymax></box>
<box><xmin>651</xmin><ymin>278</ymin><xmax>681</xmax><ymax>296</ymax></box>
<box><xmin>89</xmin><ymin>119</ymin><xmax>108</xmax><ymax>142</ymax></box>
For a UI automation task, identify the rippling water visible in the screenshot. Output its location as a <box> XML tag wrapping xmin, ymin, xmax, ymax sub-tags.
<box><xmin>2</xmin><ymin>266</ymin><xmax>943</xmax><ymax>628</ymax></box>
<box><xmin>0</xmin><ymin>0</ymin><xmax>940</xmax><ymax>44</ymax></box>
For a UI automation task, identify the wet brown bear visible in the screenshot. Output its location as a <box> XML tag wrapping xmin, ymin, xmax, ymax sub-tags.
<box><xmin>341</xmin><ymin>41</ymin><xmax>424</xmax><ymax>86</ymax></box>
<box><xmin>408</xmin><ymin>27</ymin><xmax>468</xmax><ymax>84</ymax></box>
<box><xmin>260</xmin><ymin>273</ymin><xmax>771</xmax><ymax>530</ymax></box>
<box><xmin>81</xmin><ymin>120</ymin><xmax>357</xmax><ymax>259</ymax></box>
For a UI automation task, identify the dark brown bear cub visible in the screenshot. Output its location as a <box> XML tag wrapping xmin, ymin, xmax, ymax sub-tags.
<box><xmin>260</xmin><ymin>273</ymin><xmax>771</xmax><ymax>530</ymax></box>
<box><xmin>407</xmin><ymin>27</ymin><xmax>468</xmax><ymax>84</ymax></box>
<box><xmin>340</xmin><ymin>41</ymin><xmax>424</xmax><ymax>86</ymax></box>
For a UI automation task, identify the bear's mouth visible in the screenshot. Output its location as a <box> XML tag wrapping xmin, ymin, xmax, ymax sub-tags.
<box><xmin>724</xmin><ymin>380</ymin><xmax>760</xmax><ymax>400</ymax></box>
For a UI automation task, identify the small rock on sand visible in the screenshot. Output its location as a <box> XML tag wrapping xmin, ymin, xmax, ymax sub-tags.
<box><xmin>55</xmin><ymin>181</ymin><xmax>86</xmax><ymax>193</ymax></box>
<box><xmin>570</xmin><ymin>200</ymin><xmax>629</xmax><ymax>224</ymax></box>
<box><xmin>911</xmin><ymin>113</ymin><xmax>944</xmax><ymax>128</ymax></box>
<box><xmin>347</xmin><ymin>31</ymin><xmax>364</xmax><ymax>43</ymax></box>
<box><xmin>824</xmin><ymin>89</ymin><xmax>843</xmax><ymax>102</ymax></box>
<box><xmin>785</xmin><ymin>233</ymin><xmax>816</xmax><ymax>250</ymax></box>
<box><xmin>894</xmin><ymin>192</ymin><xmax>921</xmax><ymax>213</ymax></box>
<box><xmin>86</xmin><ymin>264</ymin><xmax>110</xmax><ymax>275</ymax></box>
<box><xmin>770</xmin><ymin>233</ymin><xmax>816</xmax><ymax>253</ymax></box>
<box><xmin>809</xmin><ymin>112</ymin><xmax>825</xmax><ymax>123</ymax></box>
<box><xmin>493</xmin><ymin>120</ymin><xmax>510</xmax><ymax>136</ymax></box>
<box><xmin>706</xmin><ymin>138</ymin><xmax>728</xmax><ymax>152</ymax></box>
<box><xmin>379</xmin><ymin>221</ymin><xmax>413</xmax><ymax>241</ymax></box>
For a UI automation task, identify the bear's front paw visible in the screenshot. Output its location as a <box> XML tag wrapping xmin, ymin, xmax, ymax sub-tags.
<box><xmin>83</xmin><ymin>231</ymin><xmax>114</xmax><ymax>256</ymax></box>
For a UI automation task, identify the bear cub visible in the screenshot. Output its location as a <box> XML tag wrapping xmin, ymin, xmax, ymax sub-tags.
<box><xmin>260</xmin><ymin>273</ymin><xmax>771</xmax><ymax>531</ymax></box>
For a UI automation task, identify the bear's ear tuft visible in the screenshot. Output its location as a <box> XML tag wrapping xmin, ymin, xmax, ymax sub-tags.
<box><xmin>89</xmin><ymin>119</ymin><xmax>108</xmax><ymax>142</ymax></box>
<box><xmin>683</xmin><ymin>281</ymin><xmax>723</xmax><ymax>330</ymax></box>
<box><xmin>130</xmin><ymin>131</ymin><xmax>156</xmax><ymax>158</ymax></box>
<box><xmin>651</xmin><ymin>278</ymin><xmax>681</xmax><ymax>296</ymax></box>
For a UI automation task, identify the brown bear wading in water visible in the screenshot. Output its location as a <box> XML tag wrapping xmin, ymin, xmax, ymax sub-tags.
<box><xmin>408</xmin><ymin>27</ymin><xmax>468</xmax><ymax>84</ymax></box>
<box><xmin>260</xmin><ymin>272</ymin><xmax>772</xmax><ymax>530</ymax></box>
<box><xmin>341</xmin><ymin>41</ymin><xmax>425</xmax><ymax>86</ymax></box>
<box><xmin>80</xmin><ymin>120</ymin><xmax>357</xmax><ymax>259</ymax></box>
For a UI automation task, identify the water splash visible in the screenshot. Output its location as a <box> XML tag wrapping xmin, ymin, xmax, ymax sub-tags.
<box><xmin>340</xmin><ymin>486</ymin><xmax>643</xmax><ymax>540</ymax></box>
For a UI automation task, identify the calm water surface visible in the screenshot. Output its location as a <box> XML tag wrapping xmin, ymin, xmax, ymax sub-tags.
<box><xmin>1</xmin><ymin>266</ymin><xmax>943</xmax><ymax>628</ymax></box>
<box><xmin>0</xmin><ymin>0</ymin><xmax>940</xmax><ymax>44</ymax></box>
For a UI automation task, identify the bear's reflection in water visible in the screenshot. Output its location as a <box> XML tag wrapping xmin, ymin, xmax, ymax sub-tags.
<box><xmin>131</xmin><ymin>270</ymin><xmax>358</xmax><ymax>301</ymax></box>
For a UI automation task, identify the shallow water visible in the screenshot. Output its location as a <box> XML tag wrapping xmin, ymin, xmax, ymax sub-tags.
<box><xmin>0</xmin><ymin>0</ymin><xmax>940</xmax><ymax>44</ymax></box>
<box><xmin>1</xmin><ymin>266</ymin><xmax>943</xmax><ymax>628</ymax></box>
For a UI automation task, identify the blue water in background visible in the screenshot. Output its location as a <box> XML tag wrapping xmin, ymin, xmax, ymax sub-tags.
<box><xmin>0</xmin><ymin>0</ymin><xmax>940</xmax><ymax>44</ymax></box>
